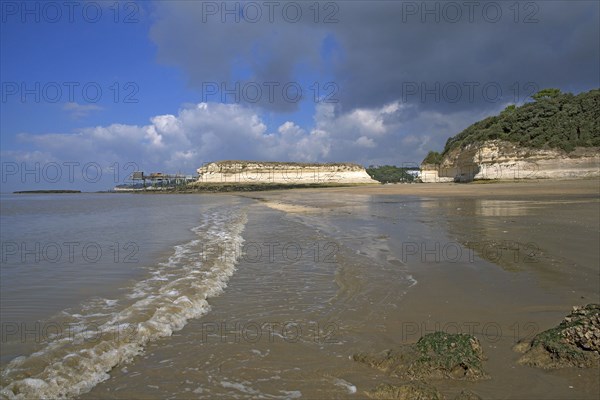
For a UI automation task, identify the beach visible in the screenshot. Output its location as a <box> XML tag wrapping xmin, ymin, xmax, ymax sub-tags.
<box><xmin>1</xmin><ymin>179</ymin><xmax>599</xmax><ymax>399</ymax></box>
<box><xmin>233</xmin><ymin>179</ymin><xmax>600</xmax><ymax>398</ymax></box>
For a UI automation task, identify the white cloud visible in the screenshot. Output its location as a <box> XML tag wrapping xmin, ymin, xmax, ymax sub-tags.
<box><xmin>5</xmin><ymin>99</ymin><xmax>501</xmax><ymax>191</ymax></box>
<box><xmin>62</xmin><ymin>102</ymin><xmax>102</xmax><ymax>119</ymax></box>
<box><xmin>355</xmin><ymin>136</ymin><xmax>376</xmax><ymax>148</ymax></box>
<box><xmin>314</xmin><ymin>101</ymin><xmax>405</xmax><ymax>139</ymax></box>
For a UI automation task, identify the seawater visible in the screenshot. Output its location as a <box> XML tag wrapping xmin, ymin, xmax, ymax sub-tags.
<box><xmin>1</xmin><ymin>192</ymin><xmax>422</xmax><ymax>399</ymax></box>
<box><xmin>80</xmin><ymin>193</ymin><xmax>422</xmax><ymax>399</ymax></box>
<box><xmin>0</xmin><ymin>193</ymin><xmax>250</xmax><ymax>398</ymax></box>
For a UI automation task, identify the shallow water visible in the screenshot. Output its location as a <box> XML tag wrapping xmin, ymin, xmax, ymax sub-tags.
<box><xmin>1</xmin><ymin>191</ymin><xmax>598</xmax><ymax>399</ymax></box>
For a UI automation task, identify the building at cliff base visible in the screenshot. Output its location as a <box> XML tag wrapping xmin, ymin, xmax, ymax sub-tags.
<box><xmin>196</xmin><ymin>161</ymin><xmax>378</xmax><ymax>185</ymax></box>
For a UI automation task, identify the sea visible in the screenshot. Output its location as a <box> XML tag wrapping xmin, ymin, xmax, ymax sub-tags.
<box><xmin>0</xmin><ymin>192</ymin><xmax>422</xmax><ymax>399</ymax></box>
<box><xmin>1</xmin><ymin>191</ymin><xmax>598</xmax><ymax>399</ymax></box>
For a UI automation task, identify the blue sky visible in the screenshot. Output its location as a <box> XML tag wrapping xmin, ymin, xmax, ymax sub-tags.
<box><xmin>1</xmin><ymin>1</ymin><xmax>599</xmax><ymax>191</ymax></box>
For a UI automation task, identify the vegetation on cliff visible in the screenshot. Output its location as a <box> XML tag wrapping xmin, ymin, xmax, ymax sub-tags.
<box><xmin>421</xmin><ymin>151</ymin><xmax>443</xmax><ymax>165</ymax></box>
<box><xmin>423</xmin><ymin>88</ymin><xmax>599</xmax><ymax>164</ymax></box>
<box><xmin>366</xmin><ymin>165</ymin><xmax>416</xmax><ymax>183</ymax></box>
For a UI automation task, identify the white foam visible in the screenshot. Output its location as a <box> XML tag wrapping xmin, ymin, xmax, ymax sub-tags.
<box><xmin>280</xmin><ymin>390</ymin><xmax>302</xmax><ymax>399</ymax></box>
<box><xmin>0</xmin><ymin>208</ymin><xmax>248</xmax><ymax>400</ymax></box>
<box><xmin>220</xmin><ymin>380</ymin><xmax>260</xmax><ymax>395</ymax></box>
<box><xmin>406</xmin><ymin>274</ymin><xmax>418</xmax><ymax>288</ymax></box>
<box><xmin>333</xmin><ymin>378</ymin><xmax>357</xmax><ymax>394</ymax></box>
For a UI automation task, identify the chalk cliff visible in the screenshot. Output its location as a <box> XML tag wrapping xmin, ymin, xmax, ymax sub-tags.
<box><xmin>421</xmin><ymin>89</ymin><xmax>599</xmax><ymax>182</ymax></box>
<box><xmin>196</xmin><ymin>161</ymin><xmax>378</xmax><ymax>185</ymax></box>
<box><xmin>421</xmin><ymin>140</ymin><xmax>599</xmax><ymax>182</ymax></box>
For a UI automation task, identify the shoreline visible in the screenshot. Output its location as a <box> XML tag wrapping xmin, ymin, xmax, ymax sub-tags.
<box><xmin>232</xmin><ymin>178</ymin><xmax>599</xmax><ymax>199</ymax></box>
<box><xmin>121</xmin><ymin>177</ymin><xmax>600</xmax><ymax>196</ymax></box>
<box><xmin>7</xmin><ymin>177</ymin><xmax>598</xmax><ymax>196</ymax></box>
<box><xmin>235</xmin><ymin>177</ymin><xmax>600</xmax><ymax>398</ymax></box>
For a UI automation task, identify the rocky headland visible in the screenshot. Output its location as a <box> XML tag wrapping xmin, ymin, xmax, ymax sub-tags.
<box><xmin>421</xmin><ymin>89</ymin><xmax>599</xmax><ymax>182</ymax></box>
<box><xmin>421</xmin><ymin>141</ymin><xmax>599</xmax><ymax>182</ymax></box>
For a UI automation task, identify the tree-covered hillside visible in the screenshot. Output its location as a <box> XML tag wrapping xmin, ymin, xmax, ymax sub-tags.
<box><xmin>440</xmin><ymin>89</ymin><xmax>599</xmax><ymax>156</ymax></box>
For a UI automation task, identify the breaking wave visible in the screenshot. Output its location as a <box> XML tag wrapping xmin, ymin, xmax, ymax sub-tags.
<box><xmin>0</xmin><ymin>208</ymin><xmax>248</xmax><ymax>399</ymax></box>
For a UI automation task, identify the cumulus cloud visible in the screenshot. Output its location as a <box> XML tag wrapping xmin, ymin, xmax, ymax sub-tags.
<box><xmin>356</xmin><ymin>136</ymin><xmax>376</xmax><ymax>148</ymax></box>
<box><xmin>6</xmin><ymin>97</ymin><xmax>504</xmax><ymax>182</ymax></box>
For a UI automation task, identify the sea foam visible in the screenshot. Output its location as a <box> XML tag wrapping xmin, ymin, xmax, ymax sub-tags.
<box><xmin>0</xmin><ymin>208</ymin><xmax>248</xmax><ymax>399</ymax></box>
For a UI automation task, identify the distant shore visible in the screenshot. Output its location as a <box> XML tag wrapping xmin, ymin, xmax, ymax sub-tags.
<box><xmin>12</xmin><ymin>190</ymin><xmax>82</xmax><ymax>194</ymax></box>
<box><xmin>11</xmin><ymin>177</ymin><xmax>599</xmax><ymax>196</ymax></box>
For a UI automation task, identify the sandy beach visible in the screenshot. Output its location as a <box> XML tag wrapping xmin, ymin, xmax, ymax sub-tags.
<box><xmin>244</xmin><ymin>178</ymin><xmax>600</xmax><ymax>199</ymax></box>
<box><xmin>4</xmin><ymin>180</ymin><xmax>597</xmax><ymax>399</ymax></box>
<box><xmin>231</xmin><ymin>179</ymin><xmax>600</xmax><ymax>398</ymax></box>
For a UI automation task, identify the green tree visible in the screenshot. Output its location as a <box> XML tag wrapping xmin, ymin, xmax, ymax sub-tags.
<box><xmin>502</xmin><ymin>104</ymin><xmax>516</xmax><ymax>113</ymax></box>
<box><xmin>422</xmin><ymin>151</ymin><xmax>443</xmax><ymax>165</ymax></box>
<box><xmin>532</xmin><ymin>88</ymin><xmax>561</xmax><ymax>101</ymax></box>
<box><xmin>439</xmin><ymin>89</ymin><xmax>599</xmax><ymax>155</ymax></box>
<box><xmin>366</xmin><ymin>165</ymin><xmax>415</xmax><ymax>183</ymax></box>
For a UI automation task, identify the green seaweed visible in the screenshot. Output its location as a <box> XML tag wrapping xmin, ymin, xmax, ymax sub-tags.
<box><xmin>353</xmin><ymin>332</ymin><xmax>488</xmax><ymax>381</ymax></box>
<box><xmin>516</xmin><ymin>304</ymin><xmax>600</xmax><ymax>369</ymax></box>
<box><xmin>412</xmin><ymin>332</ymin><xmax>487</xmax><ymax>380</ymax></box>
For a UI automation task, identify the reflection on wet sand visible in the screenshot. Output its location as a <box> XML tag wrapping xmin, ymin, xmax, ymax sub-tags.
<box><xmin>80</xmin><ymin>182</ymin><xmax>598</xmax><ymax>399</ymax></box>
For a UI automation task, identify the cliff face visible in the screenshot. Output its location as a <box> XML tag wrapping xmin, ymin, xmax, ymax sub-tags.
<box><xmin>196</xmin><ymin>161</ymin><xmax>378</xmax><ymax>184</ymax></box>
<box><xmin>421</xmin><ymin>140</ymin><xmax>599</xmax><ymax>183</ymax></box>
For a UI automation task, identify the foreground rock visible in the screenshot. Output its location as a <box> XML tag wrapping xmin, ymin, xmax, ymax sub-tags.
<box><xmin>354</xmin><ymin>332</ymin><xmax>488</xmax><ymax>381</ymax></box>
<box><xmin>515</xmin><ymin>304</ymin><xmax>600</xmax><ymax>369</ymax></box>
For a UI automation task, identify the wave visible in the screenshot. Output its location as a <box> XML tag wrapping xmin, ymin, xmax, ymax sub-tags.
<box><xmin>0</xmin><ymin>207</ymin><xmax>248</xmax><ymax>399</ymax></box>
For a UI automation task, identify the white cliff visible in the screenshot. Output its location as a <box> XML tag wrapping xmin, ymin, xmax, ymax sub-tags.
<box><xmin>421</xmin><ymin>140</ymin><xmax>599</xmax><ymax>182</ymax></box>
<box><xmin>196</xmin><ymin>161</ymin><xmax>378</xmax><ymax>185</ymax></box>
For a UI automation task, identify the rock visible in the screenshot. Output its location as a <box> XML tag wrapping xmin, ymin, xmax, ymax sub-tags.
<box><xmin>516</xmin><ymin>304</ymin><xmax>600</xmax><ymax>369</ymax></box>
<box><xmin>354</xmin><ymin>332</ymin><xmax>488</xmax><ymax>381</ymax></box>
<box><xmin>367</xmin><ymin>382</ymin><xmax>444</xmax><ymax>400</ymax></box>
<box><xmin>412</xmin><ymin>332</ymin><xmax>487</xmax><ymax>380</ymax></box>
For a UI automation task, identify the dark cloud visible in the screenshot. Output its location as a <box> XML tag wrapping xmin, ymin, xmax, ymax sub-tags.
<box><xmin>150</xmin><ymin>1</ymin><xmax>599</xmax><ymax>115</ymax></box>
<box><xmin>330</xmin><ymin>1</ymin><xmax>599</xmax><ymax>112</ymax></box>
<box><xmin>149</xmin><ymin>1</ymin><xmax>328</xmax><ymax>112</ymax></box>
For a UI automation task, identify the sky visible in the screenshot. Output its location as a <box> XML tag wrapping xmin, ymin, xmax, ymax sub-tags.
<box><xmin>1</xmin><ymin>0</ymin><xmax>599</xmax><ymax>191</ymax></box>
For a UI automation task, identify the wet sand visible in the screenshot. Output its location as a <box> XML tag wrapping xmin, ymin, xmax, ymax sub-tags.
<box><xmin>237</xmin><ymin>179</ymin><xmax>600</xmax><ymax>399</ymax></box>
<box><xmin>243</xmin><ymin>178</ymin><xmax>599</xmax><ymax>199</ymax></box>
<box><xmin>81</xmin><ymin>179</ymin><xmax>599</xmax><ymax>399</ymax></box>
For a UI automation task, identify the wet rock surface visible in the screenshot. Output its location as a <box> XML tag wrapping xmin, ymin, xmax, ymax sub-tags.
<box><xmin>354</xmin><ymin>332</ymin><xmax>488</xmax><ymax>381</ymax></box>
<box><xmin>515</xmin><ymin>304</ymin><xmax>600</xmax><ymax>369</ymax></box>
